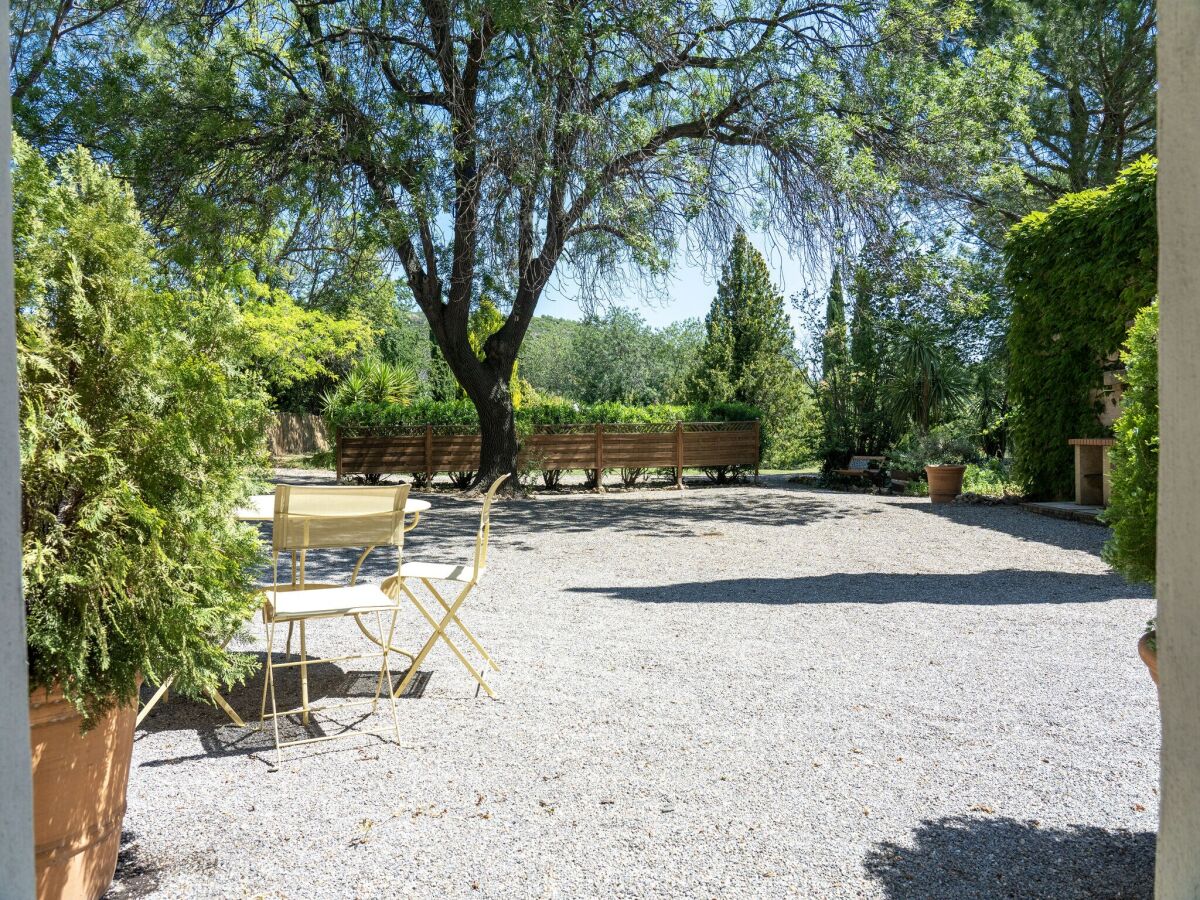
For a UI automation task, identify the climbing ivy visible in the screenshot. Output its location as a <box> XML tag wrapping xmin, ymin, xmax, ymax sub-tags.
<box><xmin>1004</xmin><ymin>156</ymin><xmax>1158</xmax><ymax>499</ymax></box>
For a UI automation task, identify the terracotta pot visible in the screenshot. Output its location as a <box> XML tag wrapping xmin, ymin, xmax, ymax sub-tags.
<box><xmin>925</xmin><ymin>465</ymin><xmax>967</xmax><ymax>504</ymax></box>
<box><xmin>29</xmin><ymin>685</ymin><xmax>138</xmax><ymax>900</ymax></box>
<box><xmin>1138</xmin><ymin>632</ymin><xmax>1159</xmax><ymax>686</ymax></box>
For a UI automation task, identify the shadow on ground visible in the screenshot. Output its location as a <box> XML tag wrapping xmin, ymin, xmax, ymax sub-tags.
<box><xmin>135</xmin><ymin>654</ymin><xmax>431</xmax><ymax>766</ymax></box>
<box><xmin>568</xmin><ymin>570</ymin><xmax>1139</xmax><ymax>606</ymax></box>
<box><xmin>863</xmin><ymin>815</ymin><xmax>1155</xmax><ymax>899</ymax></box>
<box><xmin>907</xmin><ymin>501</ymin><xmax>1114</xmax><ymax>556</ymax></box>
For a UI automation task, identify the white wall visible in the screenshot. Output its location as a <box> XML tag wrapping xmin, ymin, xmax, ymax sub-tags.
<box><xmin>0</xmin><ymin>0</ymin><xmax>37</xmax><ymax>892</ymax></box>
<box><xmin>1156</xmin><ymin>2</ymin><xmax>1200</xmax><ymax>896</ymax></box>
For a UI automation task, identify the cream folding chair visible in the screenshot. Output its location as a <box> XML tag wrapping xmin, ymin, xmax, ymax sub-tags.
<box><xmin>392</xmin><ymin>473</ymin><xmax>508</xmax><ymax>699</ymax></box>
<box><xmin>260</xmin><ymin>484</ymin><xmax>411</xmax><ymax>764</ymax></box>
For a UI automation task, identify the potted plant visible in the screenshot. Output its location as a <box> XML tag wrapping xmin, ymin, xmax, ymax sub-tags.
<box><xmin>892</xmin><ymin>428</ymin><xmax>978</xmax><ymax>504</ymax></box>
<box><xmin>16</xmin><ymin>141</ymin><xmax>267</xmax><ymax>898</ymax></box>
<box><xmin>1101</xmin><ymin>301</ymin><xmax>1158</xmax><ymax>686</ymax></box>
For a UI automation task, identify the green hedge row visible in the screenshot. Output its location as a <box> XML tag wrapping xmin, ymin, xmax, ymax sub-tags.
<box><xmin>1004</xmin><ymin>156</ymin><xmax>1157</xmax><ymax>499</ymax></box>
<box><xmin>326</xmin><ymin>399</ymin><xmax>761</xmax><ymax>435</ymax></box>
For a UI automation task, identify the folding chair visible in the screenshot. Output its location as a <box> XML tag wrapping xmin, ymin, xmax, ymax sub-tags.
<box><xmin>260</xmin><ymin>484</ymin><xmax>411</xmax><ymax>764</ymax></box>
<box><xmin>392</xmin><ymin>474</ymin><xmax>508</xmax><ymax>699</ymax></box>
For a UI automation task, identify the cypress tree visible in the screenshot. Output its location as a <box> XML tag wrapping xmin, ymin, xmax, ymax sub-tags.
<box><xmin>688</xmin><ymin>229</ymin><xmax>809</xmax><ymax>465</ymax></box>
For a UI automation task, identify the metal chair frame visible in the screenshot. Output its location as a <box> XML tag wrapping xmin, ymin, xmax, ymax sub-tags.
<box><xmin>392</xmin><ymin>474</ymin><xmax>508</xmax><ymax>699</ymax></box>
<box><xmin>259</xmin><ymin>484</ymin><xmax>411</xmax><ymax>765</ymax></box>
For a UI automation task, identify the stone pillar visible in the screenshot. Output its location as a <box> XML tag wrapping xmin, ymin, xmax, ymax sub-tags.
<box><xmin>1157</xmin><ymin>2</ymin><xmax>1200</xmax><ymax>895</ymax></box>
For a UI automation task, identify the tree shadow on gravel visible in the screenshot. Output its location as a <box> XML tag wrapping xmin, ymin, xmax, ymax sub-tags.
<box><xmin>568</xmin><ymin>570</ymin><xmax>1140</xmax><ymax>605</ymax></box>
<box><xmin>246</xmin><ymin>487</ymin><xmax>866</xmax><ymax>582</ymax></box>
<box><xmin>907</xmin><ymin>502</ymin><xmax>1115</xmax><ymax>557</ymax></box>
<box><xmin>863</xmin><ymin>815</ymin><xmax>1155</xmax><ymax>899</ymax></box>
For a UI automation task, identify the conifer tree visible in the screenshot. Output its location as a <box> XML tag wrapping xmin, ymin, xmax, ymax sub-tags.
<box><xmin>688</xmin><ymin>229</ymin><xmax>809</xmax><ymax>465</ymax></box>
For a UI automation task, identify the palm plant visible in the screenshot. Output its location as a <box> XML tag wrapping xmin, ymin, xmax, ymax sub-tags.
<box><xmin>888</xmin><ymin>319</ymin><xmax>970</xmax><ymax>433</ymax></box>
<box><xmin>323</xmin><ymin>358</ymin><xmax>418</xmax><ymax>413</ymax></box>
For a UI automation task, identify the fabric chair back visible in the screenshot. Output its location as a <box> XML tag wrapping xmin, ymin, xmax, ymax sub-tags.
<box><xmin>272</xmin><ymin>485</ymin><xmax>411</xmax><ymax>586</ymax></box>
<box><xmin>472</xmin><ymin>474</ymin><xmax>509</xmax><ymax>578</ymax></box>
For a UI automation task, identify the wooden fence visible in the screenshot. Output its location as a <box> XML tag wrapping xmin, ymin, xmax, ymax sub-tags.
<box><xmin>336</xmin><ymin>421</ymin><xmax>760</xmax><ymax>486</ymax></box>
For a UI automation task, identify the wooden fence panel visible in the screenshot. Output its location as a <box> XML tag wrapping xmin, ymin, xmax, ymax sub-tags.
<box><xmin>337</xmin><ymin>421</ymin><xmax>759</xmax><ymax>481</ymax></box>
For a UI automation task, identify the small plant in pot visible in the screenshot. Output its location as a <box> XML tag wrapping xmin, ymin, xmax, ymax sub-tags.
<box><xmin>1101</xmin><ymin>301</ymin><xmax>1158</xmax><ymax>687</ymax></box>
<box><xmin>891</xmin><ymin>428</ymin><xmax>978</xmax><ymax>504</ymax></box>
<box><xmin>16</xmin><ymin>141</ymin><xmax>267</xmax><ymax>898</ymax></box>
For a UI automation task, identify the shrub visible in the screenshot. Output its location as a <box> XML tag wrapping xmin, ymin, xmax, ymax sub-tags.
<box><xmin>961</xmin><ymin>459</ymin><xmax>1022</xmax><ymax>498</ymax></box>
<box><xmin>1005</xmin><ymin>157</ymin><xmax>1157</xmax><ymax>498</ymax></box>
<box><xmin>888</xmin><ymin>425</ymin><xmax>980</xmax><ymax>471</ymax></box>
<box><xmin>1102</xmin><ymin>301</ymin><xmax>1158</xmax><ymax>586</ymax></box>
<box><xmin>16</xmin><ymin>140</ymin><xmax>268</xmax><ymax>724</ymax></box>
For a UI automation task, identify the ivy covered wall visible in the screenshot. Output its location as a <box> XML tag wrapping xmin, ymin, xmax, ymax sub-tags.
<box><xmin>1004</xmin><ymin>157</ymin><xmax>1158</xmax><ymax>499</ymax></box>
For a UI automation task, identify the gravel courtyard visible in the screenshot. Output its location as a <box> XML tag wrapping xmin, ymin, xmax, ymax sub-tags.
<box><xmin>115</xmin><ymin>478</ymin><xmax>1159</xmax><ymax>899</ymax></box>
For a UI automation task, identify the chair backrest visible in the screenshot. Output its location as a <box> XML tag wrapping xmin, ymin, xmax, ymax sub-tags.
<box><xmin>471</xmin><ymin>474</ymin><xmax>509</xmax><ymax>578</ymax></box>
<box><xmin>272</xmin><ymin>484</ymin><xmax>411</xmax><ymax>585</ymax></box>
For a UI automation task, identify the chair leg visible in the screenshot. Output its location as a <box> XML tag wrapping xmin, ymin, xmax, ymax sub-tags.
<box><xmin>375</xmin><ymin>609</ymin><xmax>402</xmax><ymax>743</ymax></box>
<box><xmin>397</xmin><ymin>580</ymin><xmax>496</xmax><ymax>699</ymax></box>
<box><xmin>265</xmin><ymin>620</ymin><xmax>283</xmax><ymax>767</ymax></box>
<box><xmin>285</xmin><ymin>621</ymin><xmax>294</xmax><ymax>661</ymax></box>
<box><xmin>423</xmin><ymin>579</ymin><xmax>500</xmax><ymax>673</ymax></box>
<box><xmin>298</xmin><ymin>620</ymin><xmax>310</xmax><ymax>726</ymax></box>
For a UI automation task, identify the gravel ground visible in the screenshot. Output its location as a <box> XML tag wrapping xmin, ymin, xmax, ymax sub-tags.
<box><xmin>113</xmin><ymin>475</ymin><xmax>1158</xmax><ymax>899</ymax></box>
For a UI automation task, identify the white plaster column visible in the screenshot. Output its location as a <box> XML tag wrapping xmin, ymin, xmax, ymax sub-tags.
<box><xmin>0</xmin><ymin>0</ymin><xmax>37</xmax><ymax>892</ymax></box>
<box><xmin>1156</xmin><ymin>2</ymin><xmax>1200</xmax><ymax>896</ymax></box>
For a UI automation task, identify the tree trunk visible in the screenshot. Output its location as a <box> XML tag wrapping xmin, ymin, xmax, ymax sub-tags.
<box><xmin>473</xmin><ymin>377</ymin><xmax>519</xmax><ymax>491</ymax></box>
<box><xmin>448</xmin><ymin>351</ymin><xmax>519</xmax><ymax>492</ymax></box>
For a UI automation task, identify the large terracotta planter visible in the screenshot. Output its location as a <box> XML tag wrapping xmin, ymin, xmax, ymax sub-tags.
<box><xmin>925</xmin><ymin>465</ymin><xmax>967</xmax><ymax>504</ymax></box>
<box><xmin>1138</xmin><ymin>632</ymin><xmax>1159</xmax><ymax>686</ymax></box>
<box><xmin>29</xmin><ymin>685</ymin><xmax>138</xmax><ymax>900</ymax></box>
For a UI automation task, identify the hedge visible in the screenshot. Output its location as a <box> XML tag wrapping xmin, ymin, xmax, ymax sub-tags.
<box><xmin>1101</xmin><ymin>301</ymin><xmax>1158</xmax><ymax>585</ymax></box>
<box><xmin>1004</xmin><ymin>156</ymin><xmax>1157</xmax><ymax>499</ymax></box>
<box><xmin>326</xmin><ymin>399</ymin><xmax>762</xmax><ymax>436</ymax></box>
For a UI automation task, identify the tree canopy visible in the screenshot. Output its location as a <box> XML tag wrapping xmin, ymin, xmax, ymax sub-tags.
<box><xmin>24</xmin><ymin>0</ymin><xmax>1034</xmax><ymax>480</ymax></box>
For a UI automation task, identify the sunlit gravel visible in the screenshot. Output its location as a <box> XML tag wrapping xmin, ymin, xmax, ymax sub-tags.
<box><xmin>114</xmin><ymin>475</ymin><xmax>1158</xmax><ymax>899</ymax></box>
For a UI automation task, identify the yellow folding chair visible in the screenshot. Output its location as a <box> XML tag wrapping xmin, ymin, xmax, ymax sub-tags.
<box><xmin>392</xmin><ymin>474</ymin><xmax>508</xmax><ymax>699</ymax></box>
<box><xmin>260</xmin><ymin>484</ymin><xmax>411</xmax><ymax>764</ymax></box>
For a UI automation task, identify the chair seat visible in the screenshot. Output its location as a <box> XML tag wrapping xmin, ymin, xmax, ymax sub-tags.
<box><xmin>400</xmin><ymin>561</ymin><xmax>480</xmax><ymax>583</ymax></box>
<box><xmin>265</xmin><ymin>582</ymin><xmax>399</xmax><ymax>620</ymax></box>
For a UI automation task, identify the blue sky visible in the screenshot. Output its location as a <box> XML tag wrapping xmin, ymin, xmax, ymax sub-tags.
<box><xmin>537</xmin><ymin>231</ymin><xmax>822</xmax><ymax>336</ymax></box>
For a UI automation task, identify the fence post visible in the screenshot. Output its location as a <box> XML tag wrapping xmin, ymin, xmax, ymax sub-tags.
<box><xmin>424</xmin><ymin>424</ymin><xmax>433</xmax><ymax>485</ymax></box>
<box><xmin>594</xmin><ymin>423</ymin><xmax>605</xmax><ymax>492</ymax></box>
<box><xmin>335</xmin><ymin>429</ymin><xmax>343</xmax><ymax>484</ymax></box>
<box><xmin>753</xmin><ymin>420</ymin><xmax>761</xmax><ymax>482</ymax></box>
<box><xmin>675</xmin><ymin>421</ymin><xmax>684</xmax><ymax>489</ymax></box>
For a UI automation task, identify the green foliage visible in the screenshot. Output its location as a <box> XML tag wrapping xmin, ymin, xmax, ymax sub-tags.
<box><xmin>809</xmin><ymin>233</ymin><xmax>988</xmax><ymax>470</ymax></box>
<box><xmin>1005</xmin><ymin>156</ymin><xmax>1157</xmax><ymax>498</ymax></box>
<box><xmin>322</xmin><ymin>358</ymin><xmax>418</xmax><ymax>411</ymax></box>
<box><xmin>888</xmin><ymin>423</ymin><xmax>981</xmax><ymax>470</ymax></box>
<box><xmin>1102</xmin><ymin>300</ymin><xmax>1158</xmax><ymax>585</ymax></box>
<box><xmin>240</xmin><ymin>291</ymin><xmax>375</xmax><ymax>413</ymax></box>
<box><xmin>961</xmin><ymin>459</ymin><xmax>1023</xmax><ymax>497</ymax></box>
<box><xmin>963</xmin><ymin>0</ymin><xmax>1156</xmax><ymax>235</ymax></box>
<box><xmin>564</xmin><ymin>308</ymin><xmax>701</xmax><ymax>406</ymax></box>
<box><xmin>326</xmin><ymin>398</ymin><xmax>761</xmax><ymax>436</ymax></box>
<box><xmin>888</xmin><ymin>319</ymin><xmax>971</xmax><ymax>434</ymax></box>
<box><xmin>15</xmin><ymin>138</ymin><xmax>269</xmax><ymax>724</ymax></box>
<box><xmin>688</xmin><ymin>230</ymin><xmax>812</xmax><ymax>467</ymax></box>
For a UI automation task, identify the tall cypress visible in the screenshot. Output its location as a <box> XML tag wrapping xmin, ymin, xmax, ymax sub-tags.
<box><xmin>687</xmin><ymin>229</ymin><xmax>808</xmax><ymax>464</ymax></box>
<box><xmin>822</xmin><ymin>265</ymin><xmax>848</xmax><ymax>377</ymax></box>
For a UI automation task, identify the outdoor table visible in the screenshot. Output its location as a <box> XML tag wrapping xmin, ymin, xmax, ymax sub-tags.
<box><xmin>136</xmin><ymin>490</ymin><xmax>432</xmax><ymax>728</ymax></box>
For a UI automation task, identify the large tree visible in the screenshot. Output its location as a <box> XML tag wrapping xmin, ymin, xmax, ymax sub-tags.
<box><xmin>29</xmin><ymin>0</ymin><xmax>1031</xmax><ymax>485</ymax></box>
<box><xmin>963</xmin><ymin>0</ymin><xmax>1156</xmax><ymax>231</ymax></box>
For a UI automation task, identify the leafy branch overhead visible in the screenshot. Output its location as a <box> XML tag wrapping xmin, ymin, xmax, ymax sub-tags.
<box><xmin>66</xmin><ymin>0</ymin><xmax>1033</xmax><ymax>481</ymax></box>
